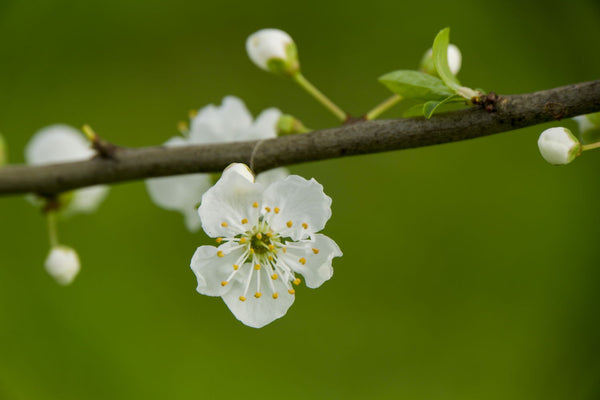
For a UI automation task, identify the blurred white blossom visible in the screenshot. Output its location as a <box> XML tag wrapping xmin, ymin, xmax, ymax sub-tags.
<box><xmin>191</xmin><ymin>163</ymin><xmax>342</xmax><ymax>328</ymax></box>
<box><xmin>25</xmin><ymin>125</ymin><xmax>109</xmax><ymax>216</ymax></box>
<box><xmin>44</xmin><ymin>245</ymin><xmax>80</xmax><ymax>285</ymax></box>
<box><xmin>146</xmin><ymin>96</ymin><xmax>287</xmax><ymax>232</ymax></box>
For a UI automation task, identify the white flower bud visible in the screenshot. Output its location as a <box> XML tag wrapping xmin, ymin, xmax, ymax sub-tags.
<box><xmin>246</xmin><ymin>29</ymin><xmax>299</xmax><ymax>76</ymax></box>
<box><xmin>224</xmin><ymin>163</ymin><xmax>255</xmax><ymax>183</ymax></box>
<box><xmin>538</xmin><ymin>127</ymin><xmax>582</xmax><ymax>165</ymax></box>
<box><xmin>44</xmin><ymin>245</ymin><xmax>81</xmax><ymax>285</ymax></box>
<box><xmin>421</xmin><ymin>43</ymin><xmax>462</xmax><ymax>76</ymax></box>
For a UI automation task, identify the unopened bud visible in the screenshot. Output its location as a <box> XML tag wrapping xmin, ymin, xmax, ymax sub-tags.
<box><xmin>538</xmin><ymin>127</ymin><xmax>581</xmax><ymax>165</ymax></box>
<box><xmin>44</xmin><ymin>245</ymin><xmax>81</xmax><ymax>285</ymax></box>
<box><xmin>277</xmin><ymin>114</ymin><xmax>309</xmax><ymax>136</ymax></box>
<box><xmin>246</xmin><ymin>29</ymin><xmax>299</xmax><ymax>77</ymax></box>
<box><xmin>420</xmin><ymin>43</ymin><xmax>462</xmax><ymax>76</ymax></box>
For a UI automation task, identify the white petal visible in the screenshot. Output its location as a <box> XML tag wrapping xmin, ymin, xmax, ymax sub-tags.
<box><xmin>538</xmin><ymin>127</ymin><xmax>581</xmax><ymax>165</ymax></box>
<box><xmin>198</xmin><ymin>165</ymin><xmax>265</xmax><ymax>238</ymax></box>
<box><xmin>255</xmin><ymin>167</ymin><xmax>289</xmax><ymax>186</ymax></box>
<box><xmin>146</xmin><ymin>173</ymin><xmax>212</xmax><ymax>232</ymax></box>
<box><xmin>66</xmin><ymin>185</ymin><xmax>110</xmax><ymax>216</ymax></box>
<box><xmin>25</xmin><ymin>125</ymin><xmax>94</xmax><ymax>165</ymax></box>
<box><xmin>189</xmin><ymin>96</ymin><xmax>253</xmax><ymax>144</ymax></box>
<box><xmin>282</xmin><ymin>234</ymin><xmax>342</xmax><ymax>288</ymax></box>
<box><xmin>262</xmin><ymin>175</ymin><xmax>332</xmax><ymax>240</ymax></box>
<box><xmin>44</xmin><ymin>245</ymin><xmax>80</xmax><ymax>285</ymax></box>
<box><xmin>221</xmin><ymin>272</ymin><xmax>295</xmax><ymax>328</ymax></box>
<box><xmin>246</xmin><ymin>29</ymin><xmax>294</xmax><ymax>71</ymax></box>
<box><xmin>190</xmin><ymin>243</ymin><xmax>246</xmax><ymax>297</ymax></box>
<box><xmin>224</xmin><ymin>163</ymin><xmax>255</xmax><ymax>183</ymax></box>
<box><xmin>246</xmin><ymin>107</ymin><xmax>281</xmax><ymax>140</ymax></box>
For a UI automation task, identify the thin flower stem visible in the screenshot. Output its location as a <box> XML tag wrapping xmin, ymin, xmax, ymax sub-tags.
<box><xmin>365</xmin><ymin>94</ymin><xmax>403</xmax><ymax>120</ymax></box>
<box><xmin>46</xmin><ymin>211</ymin><xmax>59</xmax><ymax>248</ymax></box>
<box><xmin>582</xmin><ymin>142</ymin><xmax>600</xmax><ymax>151</ymax></box>
<box><xmin>292</xmin><ymin>73</ymin><xmax>347</xmax><ymax>122</ymax></box>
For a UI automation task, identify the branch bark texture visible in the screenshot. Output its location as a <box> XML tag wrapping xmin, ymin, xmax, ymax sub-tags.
<box><xmin>1</xmin><ymin>80</ymin><xmax>599</xmax><ymax>196</ymax></box>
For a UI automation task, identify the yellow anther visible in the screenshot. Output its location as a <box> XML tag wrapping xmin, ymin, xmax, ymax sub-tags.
<box><xmin>239</xmin><ymin>237</ymin><xmax>247</xmax><ymax>244</ymax></box>
<box><xmin>221</xmin><ymin>222</ymin><xmax>228</xmax><ymax>227</ymax></box>
<box><xmin>265</xmin><ymin>207</ymin><xmax>271</xmax><ymax>212</ymax></box>
<box><xmin>299</xmin><ymin>258</ymin><xmax>306</xmax><ymax>265</ymax></box>
<box><xmin>312</xmin><ymin>248</ymin><xmax>319</xmax><ymax>254</ymax></box>
<box><xmin>274</xmin><ymin>207</ymin><xmax>280</xmax><ymax>214</ymax></box>
<box><xmin>288</xmin><ymin>289</ymin><xmax>295</xmax><ymax>295</ymax></box>
<box><xmin>282</xmin><ymin>247</ymin><xmax>287</xmax><ymax>253</ymax></box>
<box><xmin>286</xmin><ymin>221</ymin><xmax>293</xmax><ymax>228</ymax></box>
<box><xmin>221</xmin><ymin>281</ymin><xmax>228</xmax><ymax>287</ymax></box>
<box><xmin>254</xmin><ymin>264</ymin><xmax>261</xmax><ymax>270</ymax></box>
<box><xmin>250</xmin><ymin>248</ymin><xmax>255</xmax><ymax>254</ymax></box>
<box><xmin>215</xmin><ymin>237</ymin><xmax>223</xmax><ymax>244</ymax></box>
<box><xmin>293</xmin><ymin>278</ymin><xmax>301</xmax><ymax>285</ymax></box>
<box><xmin>241</xmin><ymin>218</ymin><xmax>248</xmax><ymax>224</ymax></box>
<box><xmin>189</xmin><ymin>109</ymin><xmax>198</xmax><ymax>118</ymax></box>
<box><xmin>272</xmin><ymin>293</ymin><xmax>279</xmax><ymax>299</ymax></box>
<box><xmin>266</xmin><ymin>232</ymin><xmax>273</xmax><ymax>237</ymax></box>
<box><xmin>302</xmin><ymin>222</ymin><xmax>308</xmax><ymax>229</ymax></box>
<box><xmin>268</xmin><ymin>244</ymin><xmax>275</xmax><ymax>250</ymax></box>
<box><xmin>217</xmin><ymin>251</ymin><xmax>224</xmax><ymax>258</ymax></box>
<box><xmin>254</xmin><ymin>292</ymin><xmax>262</xmax><ymax>298</ymax></box>
<box><xmin>256</xmin><ymin>233</ymin><xmax>262</xmax><ymax>239</ymax></box>
<box><xmin>268</xmin><ymin>255</ymin><xmax>274</xmax><ymax>261</ymax></box>
<box><xmin>252</xmin><ymin>202</ymin><xmax>259</xmax><ymax>208</ymax></box>
<box><xmin>239</xmin><ymin>296</ymin><xmax>246</xmax><ymax>302</ymax></box>
<box><xmin>233</xmin><ymin>264</ymin><xmax>239</xmax><ymax>270</ymax></box>
<box><xmin>271</xmin><ymin>274</ymin><xmax>278</xmax><ymax>280</ymax></box>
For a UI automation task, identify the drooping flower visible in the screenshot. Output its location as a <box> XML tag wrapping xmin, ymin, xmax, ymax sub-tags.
<box><xmin>25</xmin><ymin>124</ymin><xmax>109</xmax><ymax>216</ymax></box>
<box><xmin>146</xmin><ymin>96</ymin><xmax>287</xmax><ymax>232</ymax></box>
<box><xmin>190</xmin><ymin>163</ymin><xmax>342</xmax><ymax>328</ymax></box>
<box><xmin>44</xmin><ymin>245</ymin><xmax>81</xmax><ymax>285</ymax></box>
<box><xmin>538</xmin><ymin>127</ymin><xmax>582</xmax><ymax>165</ymax></box>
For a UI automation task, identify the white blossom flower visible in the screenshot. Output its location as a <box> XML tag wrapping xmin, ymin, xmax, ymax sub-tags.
<box><xmin>190</xmin><ymin>163</ymin><xmax>342</xmax><ymax>328</ymax></box>
<box><xmin>538</xmin><ymin>127</ymin><xmax>582</xmax><ymax>165</ymax></box>
<box><xmin>25</xmin><ymin>125</ymin><xmax>109</xmax><ymax>216</ymax></box>
<box><xmin>146</xmin><ymin>96</ymin><xmax>287</xmax><ymax>232</ymax></box>
<box><xmin>246</xmin><ymin>28</ymin><xmax>299</xmax><ymax>76</ymax></box>
<box><xmin>421</xmin><ymin>43</ymin><xmax>462</xmax><ymax>76</ymax></box>
<box><xmin>44</xmin><ymin>245</ymin><xmax>80</xmax><ymax>285</ymax></box>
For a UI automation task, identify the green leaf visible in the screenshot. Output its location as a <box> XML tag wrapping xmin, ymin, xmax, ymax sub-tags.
<box><xmin>432</xmin><ymin>28</ymin><xmax>462</xmax><ymax>93</ymax></box>
<box><xmin>423</xmin><ymin>94</ymin><xmax>463</xmax><ymax>118</ymax></box>
<box><xmin>379</xmin><ymin>70</ymin><xmax>454</xmax><ymax>101</ymax></box>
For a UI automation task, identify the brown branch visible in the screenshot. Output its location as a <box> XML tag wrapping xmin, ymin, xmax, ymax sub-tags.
<box><xmin>1</xmin><ymin>80</ymin><xmax>599</xmax><ymax>196</ymax></box>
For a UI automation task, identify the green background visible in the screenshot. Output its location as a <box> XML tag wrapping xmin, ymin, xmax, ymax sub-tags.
<box><xmin>0</xmin><ymin>0</ymin><xmax>599</xmax><ymax>399</ymax></box>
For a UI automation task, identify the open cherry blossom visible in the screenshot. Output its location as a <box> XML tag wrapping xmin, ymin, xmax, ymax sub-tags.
<box><xmin>190</xmin><ymin>163</ymin><xmax>342</xmax><ymax>328</ymax></box>
<box><xmin>146</xmin><ymin>96</ymin><xmax>287</xmax><ymax>232</ymax></box>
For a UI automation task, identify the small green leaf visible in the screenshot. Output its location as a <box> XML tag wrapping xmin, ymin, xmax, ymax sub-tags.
<box><xmin>432</xmin><ymin>28</ymin><xmax>461</xmax><ymax>93</ymax></box>
<box><xmin>379</xmin><ymin>70</ymin><xmax>454</xmax><ymax>101</ymax></box>
<box><xmin>423</xmin><ymin>94</ymin><xmax>463</xmax><ymax>118</ymax></box>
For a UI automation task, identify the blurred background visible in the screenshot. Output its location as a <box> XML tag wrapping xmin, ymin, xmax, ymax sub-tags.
<box><xmin>0</xmin><ymin>0</ymin><xmax>599</xmax><ymax>399</ymax></box>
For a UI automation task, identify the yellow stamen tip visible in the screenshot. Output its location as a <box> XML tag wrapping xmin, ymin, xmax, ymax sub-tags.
<box><xmin>274</xmin><ymin>207</ymin><xmax>280</xmax><ymax>214</ymax></box>
<box><xmin>299</xmin><ymin>257</ymin><xmax>306</xmax><ymax>265</ymax></box>
<box><xmin>256</xmin><ymin>233</ymin><xmax>262</xmax><ymax>239</ymax></box>
<box><xmin>221</xmin><ymin>281</ymin><xmax>228</xmax><ymax>287</ymax></box>
<box><xmin>312</xmin><ymin>248</ymin><xmax>319</xmax><ymax>254</ymax></box>
<box><xmin>268</xmin><ymin>255</ymin><xmax>274</xmax><ymax>261</ymax></box>
<box><xmin>282</xmin><ymin>248</ymin><xmax>287</xmax><ymax>253</ymax></box>
<box><xmin>272</xmin><ymin>293</ymin><xmax>279</xmax><ymax>299</ymax></box>
<box><xmin>254</xmin><ymin>292</ymin><xmax>262</xmax><ymax>298</ymax></box>
<box><xmin>293</xmin><ymin>278</ymin><xmax>301</xmax><ymax>285</ymax></box>
<box><xmin>302</xmin><ymin>223</ymin><xmax>308</xmax><ymax>229</ymax></box>
<box><xmin>266</xmin><ymin>232</ymin><xmax>273</xmax><ymax>237</ymax></box>
<box><xmin>268</xmin><ymin>244</ymin><xmax>275</xmax><ymax>250</ymax></box>
<box><xmin>221</xmin><ymin>222</ymin><xmax>228</xmax><ymax>227</ymax></box>
<box><xmin>250</xmin><ymin>249</ymin><xmax>255</xmax><ymax>254</ymax></box>
<box><xmin>241</xmin><ymin>218</ymin><xmax>248</xmax><ymax>224</ymax></box>
<box><xmin>254</xmin><ymin>264</ymin><xmax>261</xmax><ymax>270</ymax></box>
<box><xmin>233</xmin><ymin>264</ymin><xmax>239</xmax><ymax>270</ymax></box>
<box><xmin>189</xmin><ymin>109</ymin><xmax>198</xmax><ymax>118</ymax></box>
<box><xmin>286</xmin><ymin>221</ymin><xmax>293</xmax><ymax>228</ymax></box>
<box><xmin>239</xmin><ymin>237</ymin><xmax>247</xmax><ymax>244</ymax></box>
<box><xmin>252</xmin><ymin>202</ymin><xmax>259</xmax><ymax>208</ymax></box>
<box><xmin>271</xmin><ymin>274</ymin><xmax>278</xmax><ymax>280</ymax></box>
<box><xmin>239</xmin><ymin>296</ymin><xmax>246</xmax><ymax>302</ymax></box>
<box><xmin>217</xmin><ymin>251</ymin><xmax>224</xmax><ymax>258</ymax></box>
<box><xmin>215</xmin><ymin>237</ymin><xmax>223</xmax><ymax>244</ymax></box>
<box><xmin>288</xmin><ymin>289</ymin><xmax>295</xmax><ymax>295</ymax></box>
<box><xmin>265</xmin><ymin>207</ymin><xmax>271</xmax><ymax>212</ymax></box>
